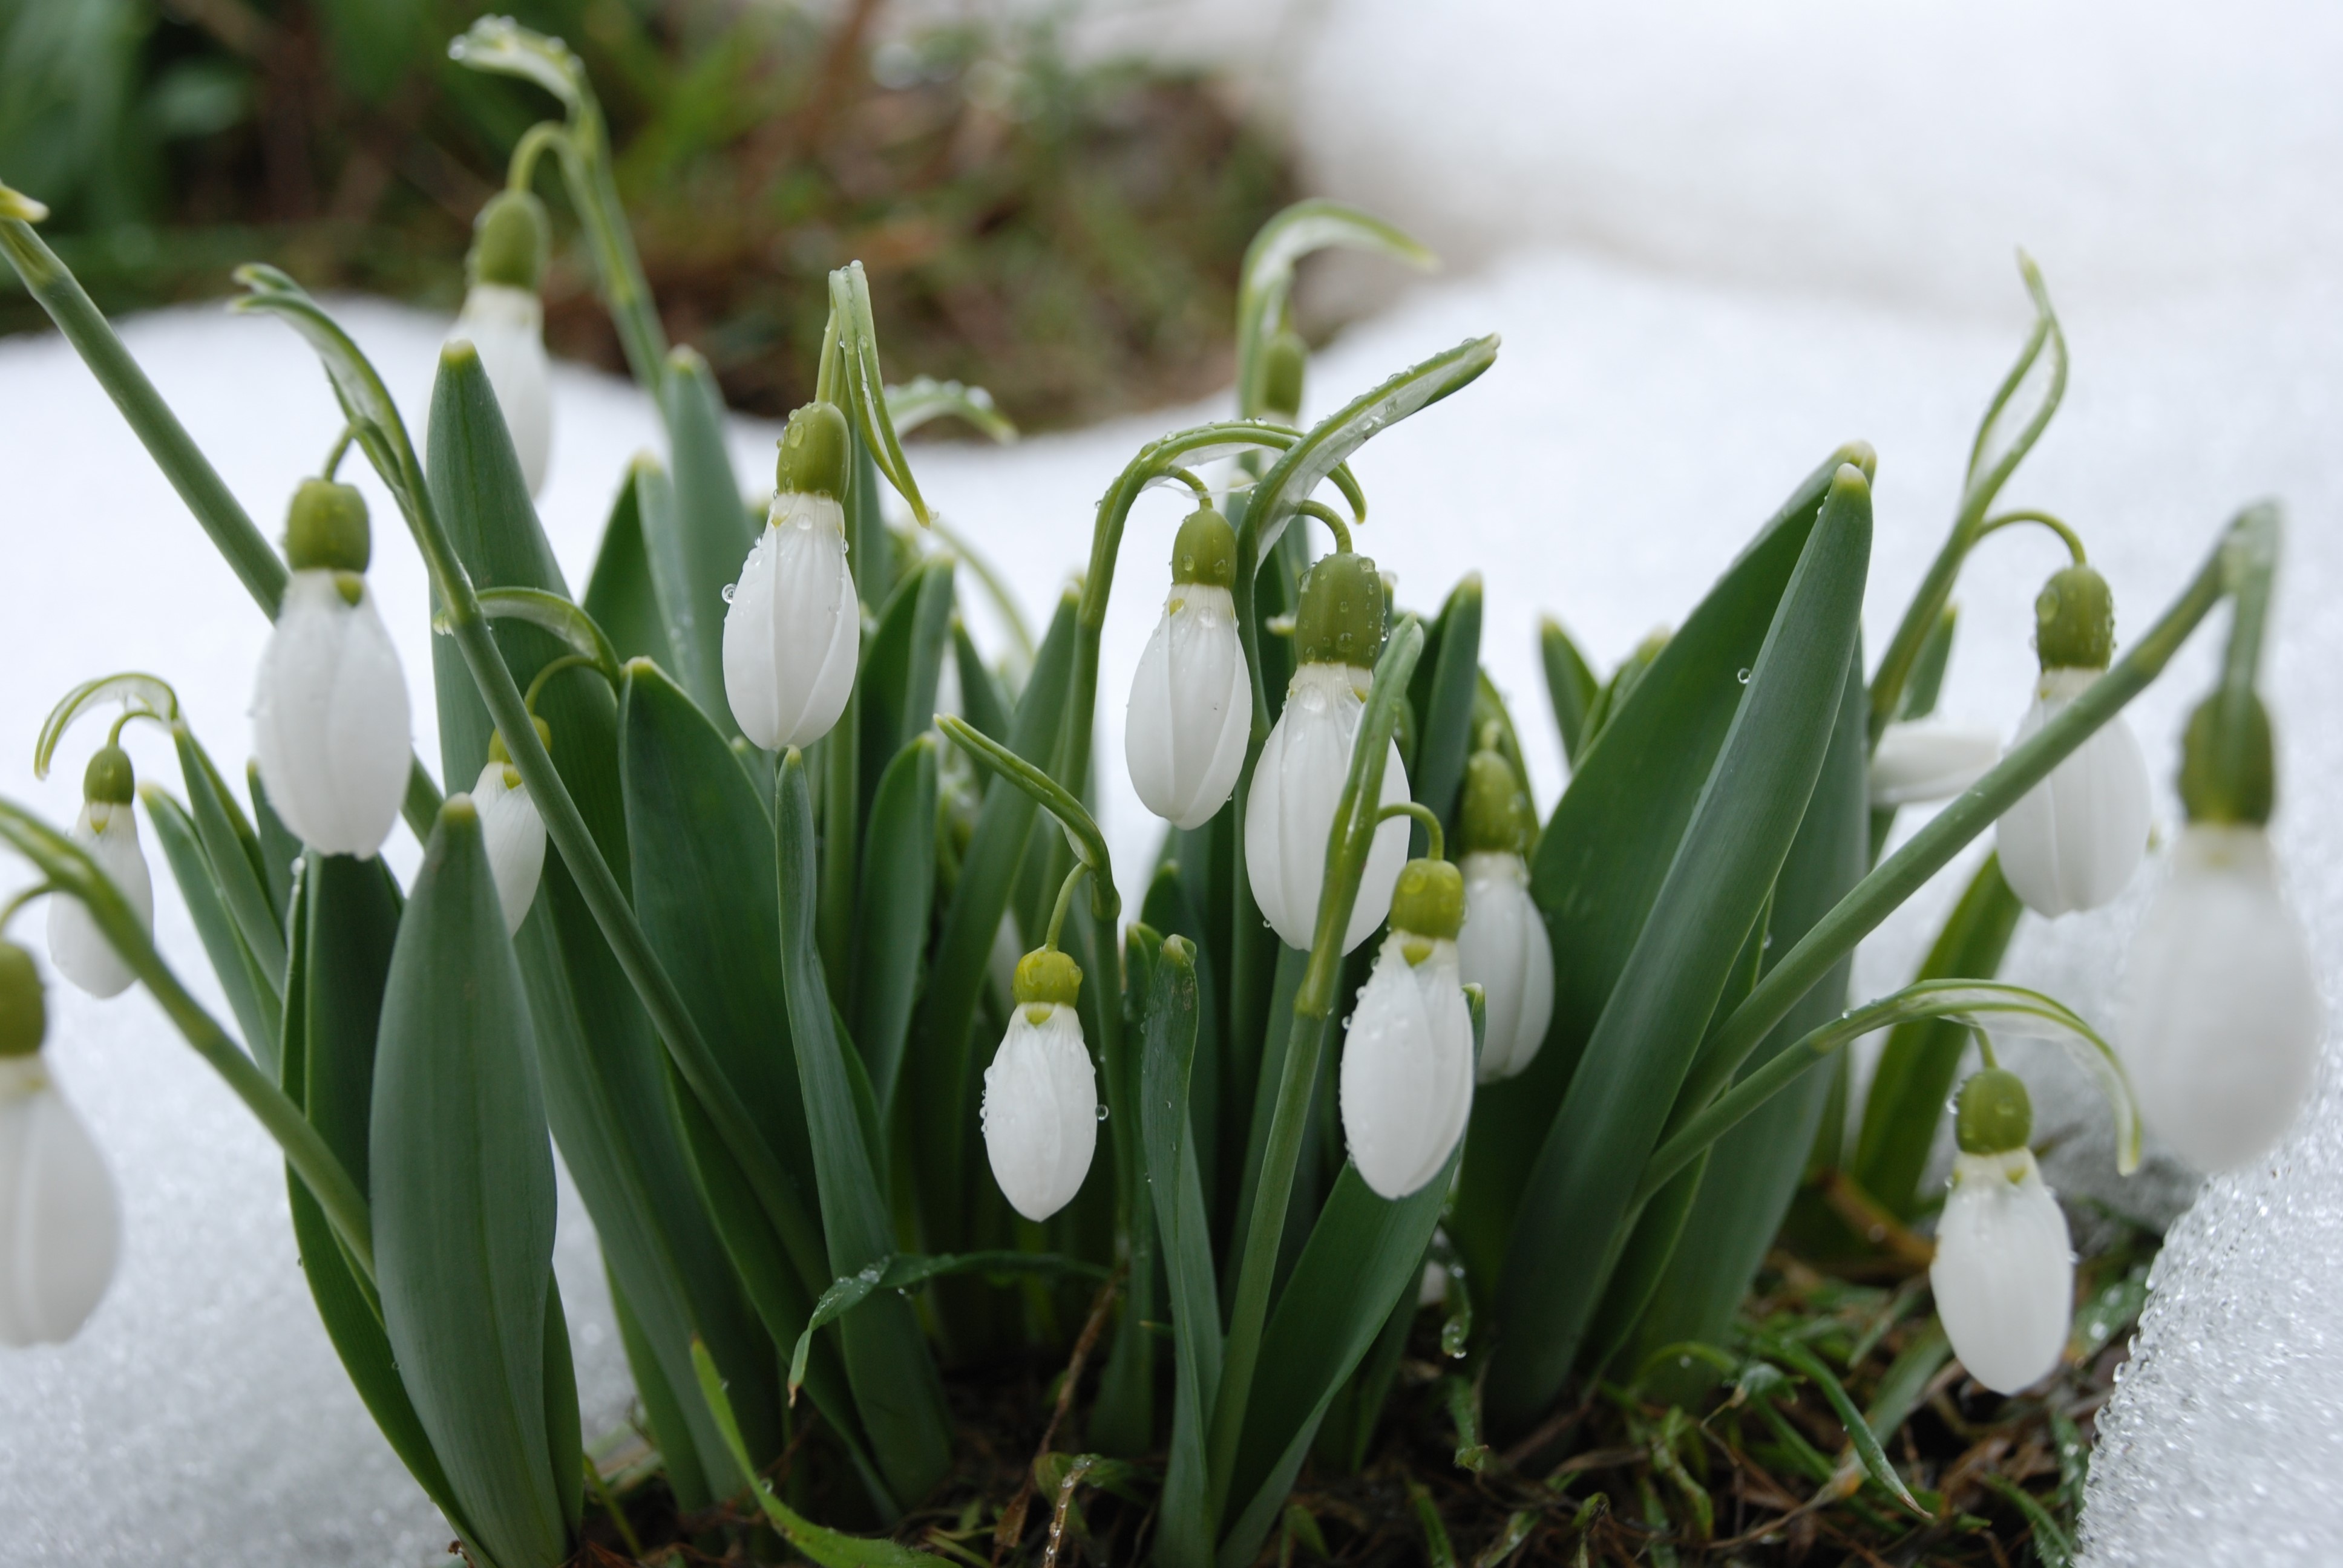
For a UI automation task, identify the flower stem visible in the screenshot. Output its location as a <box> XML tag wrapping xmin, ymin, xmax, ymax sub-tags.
<box><xmin>1377</xmin><ymin>800</ymin><xmax>1444</xmax><ymax>862</ymax></box>
<box><xmin>1974</xmin><ymin>508</ymin><xmax>2088</xmax><ymax>564</ymax></box>
<box><xmin>1043</xmin><ymin>861</ymin><xmax>1089</xmax><ymax>952</ymax></box>
<box><xmin>1296</xmin><ymin>498</ymin><xmax>1354</xmax><ymax>554</ymax></box>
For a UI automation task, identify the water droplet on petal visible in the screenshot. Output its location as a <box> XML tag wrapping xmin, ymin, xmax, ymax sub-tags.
<box><xmin>721</xmin><ymin>583</ymin><xmax>738</xmax><ymax>604</ymax></box>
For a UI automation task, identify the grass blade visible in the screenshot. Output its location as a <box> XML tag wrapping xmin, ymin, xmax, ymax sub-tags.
<box><xmin>1758</xmin><ymin>1334</ymin><xmax>1925</xmax><ymax>1517</ymax></box>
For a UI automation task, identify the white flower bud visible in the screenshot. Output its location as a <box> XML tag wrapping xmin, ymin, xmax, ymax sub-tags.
<box><xmin>2119</xmin><ymin>824</ymin><xmax>2322</xmax><ymax>1172</ymax></box>
<box><xmin>1126</xmin><ymin>584</ymin><xmax>1250</xmax><ymax>829</ymax></box>
<box><xmin>1244</xmin><ymin>663</ymin><xmax>1411</xmax><ymax>953</ymax></box>
<box><xmin>471</xmin><ymin>762</ymin><xmax>547</xmax><ymax>936</ymax></box>
<box><xmin>1995</xmin><ymin>667</ymin><xmax>2151</xmax><ymax>916</ymax></box>
<box><xmin>1456</xmin><ymin>851</ymin><xmax>1552</xmax><ymax>1081</ymax></box>
<box><xmin>1930</xmin><ymin>1146</ymin><xmax>2073</xmax><ymax>1394</ymax></box>
<box><xmin>48</xmin><ymin>802</ymin><xmax>151</xmax><ymax>999</ymax></box>
<box><xmin>1869</xmin><ymin>719</ymin><xmax>2001</xmax><ymax>808</ymax></box>
<box><xmin>251</xmin><ymin>570</ymin><xmax>413</xmax><ymax>859</ymax></box>
<box><xmin>448</xmin><ymin>284</ymin><xmax>552</xmax><ymax>496</ymax></box>
<box><xmin>1340</xmin><ymin>930</ymin><xmax>1475</xmax><ymax>1200</ymax></box>
<box><xmin>980</xmin><ymin>1000</ymin><xmax>1098</xmax><ymax>1222</ymax></box>
<box><xmin>722</xmin><ymin>491</ymin><xmax>859</xmax><ymax>751</ymax></box>
<box><xmin>0</xmin><ymin>1055</ymin><xmax>120</xmax><ymax>1346</ymax></box>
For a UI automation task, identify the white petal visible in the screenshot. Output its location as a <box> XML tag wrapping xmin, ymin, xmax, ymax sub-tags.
<box><xmin>1457</xmin><ymin>852</ymin><xmax>1554</xmax><ymax>1080</ymax></box>
<box><xmin>473</xmin><ymin>763</ymin><xmax>548</xmax><ymax>936</ymax></box>
<box><xmin>1340</xmin><ymin>935</ymin><xmax>1475</xmax><ymax>1198</ymax></box>
<box><xmin>252</xmin><ymin>572</ymin><xmax>413</xmax><ymax>857</ymax></box>
<box><xmin>981</xmin><ymin>1004</ymin><xmax>1098</xmax><ymax>1221</ymax></box>
<box><xmin>2119</xmin><ymin>825</ymin><xmax>2323</xmax><ymax>1171</ymax></box>
<box><xmin>450</xmin><ymin>285</ymin><xmax>552</xmax><ymax>496</ymax></box>
<box><xmin>1869</xmin><ymin>720</ymin><xmax>2002</xmax><ymax>808</ymax></box>
<box><xmin>1244</xmin><ymin>664</ymin><xmax>1412</xmax><ymax>952</ymax></box>
<box><xmin>723</xmin><ymin>495</ymin><xmax>859</xmax><ymax>751</ymax></box>
<box><xmin>48</xmin><ymin>803</ymin><xmax>151</xmax><ymax>999</ymax></box>
<box><xmin>0</xmin><ymin>1059</ymin><xmax>120</xmax><ymax>1346</ymax></box>
<box><xmin>1126</xmin><ymin>586</ymin><xmax>1251</xmax><ymax>830</ymax></box>
<box><xmin>1995</xmin><ymin>668</ymin><xmax>2151</xmax><ymax>916</ymax></box>
<box><xmin>1930</xmin><ymin>1148</ymin><xmax>2073</xmax><ymax>1394</ymax></box>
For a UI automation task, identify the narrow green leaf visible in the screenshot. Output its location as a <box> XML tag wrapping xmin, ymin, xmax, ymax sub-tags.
<box><xmin>853</xmin><ymin>736</ymin><xmax>939</xmax><ymax>1115</ymax></box>
<box><xmin>611</xmin><ymin>1275</ymin><xmax>712</xmax><ymax>1512</ymax></box>
<box><xmin>886</xmin><ymin>377</ymin><xmax>1016</xmax><ymax>443</ymax></box>
<box><xmin>140</xmin><ymin>786</ymin><xmax>278</xmax><ymax>1064</ymax></box>
<box><xmin>372</xmin><ymin>800</ymin><xmax>571</xmax><ymax>1568</ymax></box>
<box><xmin>691</xmin><ymin>1340</ymin><xmax>948</xmax><ymax>1567</ymax></box>
<box><xmin>171</xmin><ymin>723</ymin><xmax>286</xmax><ymax>1001</ymax></box>
<box><xmin>860</xmin><ymin>557</ymin><xmax>955</xmax><ymax>800</ymax></box>
<box><xmin>831</xmin><ymin>262</ymin><xmax>931</xmax><ymax>525</ymax></box>
<box><xmin>1539</xmin><ymin>618</ymin><xmax>1601</xmax><ymax>768</ymax></box>
<box><xmin>1851</xmin><ymin>854</ymin><xmax>2024</xmax><ymax>1217</ymax></box>
<box><xmin>1141</xmin><ymin>932</ymin><xmax>1220</xmax><ymax>1568</ymax></box>
<box><xmin>937</xmin><ymin>715</ymin><xmax>1110</xmax><ymax>884</ymax></box>
<box><xmin>951</xmin><ymin>617</ymin><xmax>1011</xmax><ymax>743</ymax></box>
<box><xmin>33</xmin><ymin>671</ymin><xmax>178</xmax><ymax>780</ymax></box>
<box><xmin>1982</xmin><ymin>1474</ymin><xmax>2074</xmax><ymax>1567</ymax></box>
<box><xmin>247</xmin><ymin>761</ymin><xmax>301</xmax><ymax>920</ymax></box>
<box><xmin>582</xmin><ymin>459</ymin><xmax>680</xmax><ymax>671</ymax></box>
<box><xmin>1758</xmin><ymin>1335</ymin><xmax>1925</xmax><ymax>1516</ymax></box>
<box><xmin>472</xmin><ymin>587</ymin><xmax>623</xmax><ymax>684</ymax></box>
<box><xmin>1409</xmin><ymin>575</ymin><xmax>1483</xmax><ymax>845</ymax></box>
<box><xmin>660</xmin><ymin>347</ymin><xmax>753</xmax><ymax>727</ymax></box>
<box><xmin>1486</xmin><ymin>463</ymin><xmax>1872</xmax><ymax>1432</ymax></box>
<box><xmin>776</xmin><ymin>750</ymin><xmax>954</xmax><ymax>1503</ymax></box>
<box><xmin>1234</xmin><ymin>200</ymin><xmax>1434</xmax><ymax>418</ymax></box>
<box><xmin>784</xmin><ymin>1251</ymin><xmax>1106</xmax><ymax>1400</ymax></box>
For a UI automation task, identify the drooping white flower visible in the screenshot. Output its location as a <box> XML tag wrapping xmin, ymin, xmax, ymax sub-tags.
<box><xmin>450</xmin><ymin>284</ymin><xmax>552</xmax><ymax>497</ymax></box>
<box><xmin>724</xmin><ymin>403</ymin><xmax>860</xmax><ymax>751</ymax></box>
<box><xmin>2119</xmin><ymin>823</ymin><xmax>2322</xmax><ymax>1172</ymax></box>
<box><xmin>1931</xmin><ymin>1146</ymin><xmax>2073</xmax><ymax>1394</ymax></box>
<box><xmin>1995</xmin><ymin>666</ymin><xmax>2151</xmax><ymax>916</ymax></box>
<box><xmin>1870</xmin><ymin>719</ymin><xmax>2002</xmax><ymax>808</ymax></box>
<box><xmin>1127</xmin><ymin>506</ymin><xmax>1250</xmax><ymax>829</ymax></box>
<box><xmin>981</xmin><ymin>949</ymin><xmax>1098</xmax><ymax>1222</ymax></box>
<box><xmin>1245</xmin><ymin>663</ymin><xmax>1411</xmax><ymax>952</ymax></box>
<box><xmin>1457</xmin><ymin>852</ymin><xmax>1552</xmax><ymax>1081</ymax></box>
<box><xmin>1341</xmin><ymin>915</ymin><xmax>1475</xmax><ymax>1201</ymax></box>
<box><xmin>48</xmin><ymin>747</ymin><xmax>151</xmax><ymax>999</ymax></box>
<box><xmin>471</xmin><ymin>755</ymin><xmax>546</xmax><ymax>937</ymax></box>
<box><xmin>252</xmin><ymin>569</ymin><xmax>413</xmax><ymax>858</ymax></box>
<box><xmin>0</xmin><ymin>946</ymin><xmax>120</xmax><ymax>1348</ymax></box>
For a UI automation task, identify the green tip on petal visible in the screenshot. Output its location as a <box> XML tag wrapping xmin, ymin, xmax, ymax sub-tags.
<box><xmin>0</xmin><ymin>942</ymin><xmax>47</xmax><ymax>1057</ymax></box>
<box><xmin>2034</xmin><ymin>563</ymin><xmax>2115</xmax><ymax>671</ymax></box>
<box><xmin>1955</xmin><ymin>1067</ymin><xmax>2034</xmax><ymax>1156</ymax></box>
<box><xmin>1012</xmin><ymin>947</ymin><xmax>1083</xmax><ymax>1008</ymax></box>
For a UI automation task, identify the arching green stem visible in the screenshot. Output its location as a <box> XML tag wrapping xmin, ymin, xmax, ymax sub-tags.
<box><xmin>1044</xmin><ymin>861</ymin><xmax>1090</xmax><ymax>953</ymax></box>
<box><xmin>1974</xmin><ymin>509</ymin><xmax>2087</xmax><ymax>564</ymax></box>
<box><xmin>1377</xmin><ymin>800</ymin><xmax>1444</xmax><ymax>861</ymax></box>
<box><xmin>323</xmin><ymin>423</ymin><xmax>358</xmax><ymax>481</ymax></box>
<box><xmin>524</xmin><ymin>652</ymin><xmax>604</xmax><ymax>713</ymax></box>
<box><xmin>1296</xmin><ymin>497</ymin><xmax>1354</xmax><ymax>555</ymax></box>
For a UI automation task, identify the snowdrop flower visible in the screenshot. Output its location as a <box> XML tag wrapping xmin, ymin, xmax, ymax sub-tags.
<box><xmin>446</xmin><ymin>190</ymin><xmax>552</xmax><ymax>494</ymax></box>
<box><xmin>472</xmin><ymin>722</ymin><xmax>549</xmax><ymax>936</ymax></box>
<box><xmin>1127</xmin><ymin>505</ymin><xmax>1250</xmax><ymax>828</ymax></box>
<box><xmin>2119</xmin><ymin>694</ymin><xmax>2321</xmax><ymax>1171</ymax></box>
<box><xmin>1996</xmin><ymin>565</ymin><xmax>2150</xmax><ymax>916</ymax></box>
<box><xmin>1341</xmin><ymin>857</ymin><xmax>1475</xmax><ymax>1199</ymax></box>
<box><xmin>1869</xmin><ymin>719</ymin><xmax>2001</xmax><ymax>808</ymax></box>
<box><xmin>981</xmin><ymin>947</ymin><xmax>1098</xmax><ymax>1221</ymax></box>
<box><xmin>1453</xmin><ymin>750</ymin><xmax>1551</xmax><ymax>1081</ymax></box>
<box><xmin>1245</xmin><ymin>549</ymin><xmax>1411</xmax><ymax>952</ymax></box>
<box><xmin>0</xmin><ymin>942</ymin><xmax>120</xmax><ymax>1346</ymax></box>
<box><xmin>47</xmin><ymin>745</ymin><xmax>151</xmax><ymax>998</ymax></box>
<box><xmin>1930</xmin><ymin>1070</ymin><xmax>2073</xmax><ymax>1395</ymax></box>
<box><xmin>724</xmin><ymin>402</ymin><xmax>859</xmax><ymax>750</ymax></box>
<box><xmin>251</xmin><ymin>481</ymin><xmax>413</xmax><ymax>859</ymax></box>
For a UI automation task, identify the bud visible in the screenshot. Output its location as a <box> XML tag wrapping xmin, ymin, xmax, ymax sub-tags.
<box><xmin>252</xmin><ymin>493</ymin><xmax>415</xmax><ymax>858</ymax></box>
<box><xmin>1339</xmin><ymin>879</ymin><xmax>1475</xmax><ymax>1200</ymax></box>
<box><xmin>723</xmin><ymin>406</ymin><xmax>859</xmax><ymax>751</ymax></box>
<box><xmin>1126</xmin><ymin>507</ymin><xmax>1250</xmax><ymax>829</ymax></box>
<box><xmin>980</xmin><ymin>950</ymin><xmax>1098</xmax><ymax>1221</ymax></box>
<box><xmin>47</xmin><ymin>746</ymin><xmax>152</xmax><ymax>999</ymax></box>
<box><xmin>1260</xmin><ymin>328</ymin><xmax>1307</xmax><ymax>422</ymax></box>
<box><xmin>1243</xmin><ymin>661</ymin><xmax>1411</xmax><ymax>953</ymax></box>
<box><xmin>1994</xmin><ymin>665</ymin><xmax>2151</xmax><ymax>916</ymax></box>
<box><xmin>472</xmin><ymin>751</ymin><xmax>547</xmax><ymax>937</ymax></box>
<box><xmin>0</xmin><ymin>947</ymin><xmax>121</xmax><ymax>1347</ymax></box>
<box><xmin>1930</xmin><ymin>1131</ymin><xmax>2073</xmax><ymax>1396</ymax></box>
<box><xmin>447</xmin><ymin>191</ymin><xmax>555</xmax><ymax>497</ymax></box>
<box><xmin>1456</xmin><ymin>846</ymin><xmax>1552</xmax><ymax>1080</ymax></box>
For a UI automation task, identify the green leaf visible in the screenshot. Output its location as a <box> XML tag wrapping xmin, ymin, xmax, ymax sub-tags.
<box><xmin>611</xmin><ymin>1276</ymin><xmax>711</xmax><ymax>1512</ymax></box>
<box><xmin>886</xmin><ymin>377</ymin><xmax>1016</xmax><ymax>443</ymax></box>
<box><xmin>860</xmin><ymin>556</ymin><xmax>956</xmax><ymax>802</ymax></box>
<box><xmin>247</xmin><ymin>761</ymin><xmax>301</xmax><ymax>920</ymax></box>
<box><xmin>1409</xmin><ymin>574</ymin><xmax>1483</xmax><ymax>843</ymax></box>
<box><xmin>170</xmin><ymin>722</ymin><xmax>286</xmax><ymax>1007</ymax></box>
<box><xmin>1757</xmin><ymin>1334</ymin><xmax>1925</xmax><ymax>1516</ymax></box>
<box><xmin>1852</xmin><ymin>854</ymin><xmax>2024</xmax><ymax>1217</ymax></box>
<box><xmin>691</xmin><ymin>1340</ymin><xmax>948</xmax><ymax>1567</ymax></box>
<box><xmin>1452</xmin><ymin>445</ymin><xmax>1866</xmax><ymax>1304</ymax></box>
<box><xmin>139</xmin><ymin>785</ymin><xmax>278</xmax><ymax>1065</ymax></box>
<box><xmin>33</xmin><ymin>671</ymin><xmax>178</xmax><ymax>780</ymax></box>
<box><xmin>1538</xmin><ymin>618</ymin><xmax>1601</xmax><ymax>768</ymax></box>
<box><xmin>853</xmin><ymin>736</ymin><xmax>939</xmax><ymax>1116</ymax></box>
<box><xmin>660</xmin><ymin>347</ymin><xmax>754</xmax><ymax>727</ymax></box>
<box><xmin>370</xmin><ymin>800</ymin><xmax>571</xmax><ymax>1568</ymax></box>
<box><xmin>471</xmin><ymin>588</ymin><xmax>622</xmax><ymax>685</ymax></box>
<box><xmin>447</xmin><ymin>15</ymin><xmax>586</xmax><ymax>111</ymax></box>
<box><xmin>784</xmin><ymin>1251</ymin><xmax>1106</xmax><ymax>1401</ymax></box>
<box><xmin>951</xmin><ymin>617</ymin><xmax>1011</xmax><ymax>743</ymax></box>
<box><xmin>582</xmin><ymin>459</ymin><xmax>681</xmax><ymax>671</ymax></box>
<box><xmin>1486</xmin><ymin>463</ymin><xmax>1873</xmax><ymax>1434</ymax></box>
<box><xmin>1140</xmin><ymin>932</ymin><xmax>1220</xmax><ymax>1568</ymax></box>
<box><xmin>937</xmin><ymin>716</ymin><xmax>1111</xmax><ymax>886</ymax></box>
<box><xmin>1234</xmin><ymin>200</ymin><xmax>1434</xmax><ymax>418</ymax></box>
<box><xmin>776</xmin><ymin>750</ymin><xmax>954</xmax><ymax>1504</ymax></box>
<box><xmin>830</xmin><ymin>262</ymin><xmax>931</xmax><ymax>525</ymax></box>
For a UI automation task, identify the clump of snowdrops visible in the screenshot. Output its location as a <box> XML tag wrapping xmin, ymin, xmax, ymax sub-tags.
<box><xmin>0</xmin><ymin>18</ymin><xmax>2319</xmax><ymax>1564</ymax></box>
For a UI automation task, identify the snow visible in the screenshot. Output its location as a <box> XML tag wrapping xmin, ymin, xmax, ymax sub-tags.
<box><xmin>2</xmin><ymin>0</ymin><xmax>2341</xmax><ymax>1558</ymax></box>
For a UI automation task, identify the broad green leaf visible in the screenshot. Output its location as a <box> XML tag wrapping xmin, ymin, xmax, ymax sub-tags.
<box><xmin>1852</xmin><ymin>854</ymin><xmax>2024</xmax><ymax>1217</ymax></box>
<box><xmin>776</xmin><ymin>750</ymin><xmax>954</xmax><ymax>1503</ymax></box>
<box><xmin>860</xmin><ymin>557</ymin><xmax>955</xmax><ymax>803</ymax></box>
<box><xmin>1486</xmin><ymin>464</ymin><xmax>1872</xmax><ymax>1433</ymax></box>
<box><xmin>1140</xmin><ymin>931</ymin><xmax>1219</xmax><ymax>1568</ymax></box>
<box><xmin>1452</xmin><ymin>445</ymin><xmax>1868</xmax><ymax>1296</ymax></box>
<box><xmin>1539</xmin><ymin>617</ymin><xmax>1601</xmax><ymax>768</ymax></box>
<box><xmin>853</xmin><ymin>736</ymin><xmax>939</xmax><ymax>1116</ymax></box>
<box><xmin>247</xmin><ymin>762</ymin><xmax>301</xmax><ymax>920</ymax></box>
<box><xmin>1234</xmin><ymin>200</ymin><xmax>1434</xmax><ymax>418</ymax></box>
<box><xmin>1408</xmin><ymin>573</ymin><xmax>1483</xmax><ymax>842</ymax></box>
<box><xmin>660</xmin><ymin>347</ymin><xmax>753</xmax><ymax>727</ymax></box>
<box><xmin>582</xmin><ymin>460</ymin><xmax>680</xmax><ymax>671</ymax></box>
<box><xmin>542</xmin><ymin>1279</ymin><xmax>584</xmax><ymax>1535</ymax></box>
<box><xmin>951</xmin><ymin>617</ymin><xmax>1011</xmax><ymax>743</ymax></box>
<box><xmin>371</xmin><ymin>801</ymin><xmax>570</xmax><ymax>1568</ymax></box>
<box><xmin>691</xmin><ymin>1340</ymin><xmax>947</xmax><ymax>1567</ymax></box>
<box><xmin>300</xmin><ymin>851</ymin><xmax>402</xmax><ymax>1195</ymax></box>
<box><xmin>1627</xmin><ymin>650</ymin><xmax>1869</xmax><ymax>1394</ymax></box>
<box><xmin>140</xmin><ymin>786</ymin><xmax>278</xmax><ymax>1065</ymax></box>
<box><xmin>610</xmin><ymin>1276</ymin><xmax>711</xmax><ymax>1512</ymax></box>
